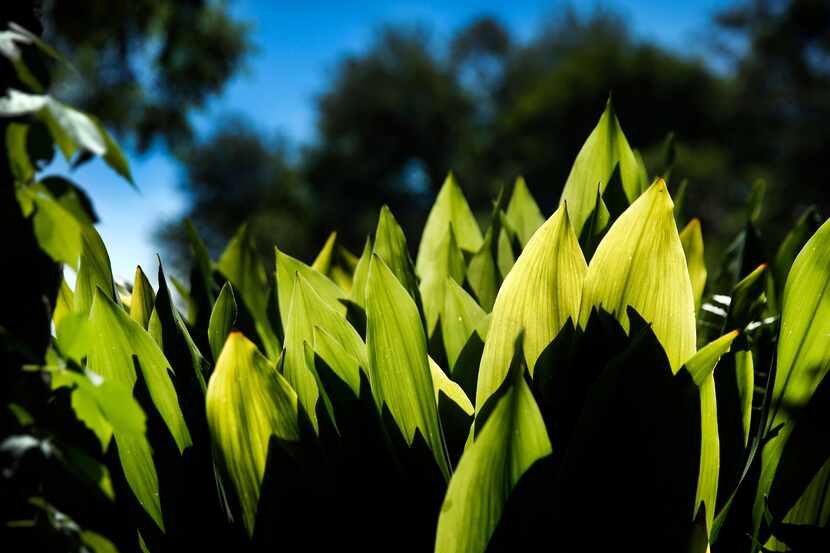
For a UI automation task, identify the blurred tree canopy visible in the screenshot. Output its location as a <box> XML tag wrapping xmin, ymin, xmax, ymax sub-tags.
<box><xmin>8</xmin><ymin>1</ymin><xmax>828</xmax><ymax>267</ymax></box>
<box><xmin>167</xmin><ymin>8</ymin><xmax>753</xmax><ymax>265</ymax></box>
<box><xmin>3</xmin><ymin>0</ymin><xmax>251</xmax><ymax>153</ymax></box>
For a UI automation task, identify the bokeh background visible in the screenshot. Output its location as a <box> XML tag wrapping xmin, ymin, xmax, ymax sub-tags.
<box><xmin>6</xmin><ymin>0</ymin><xmax>829</xmax><ymax>280</ymax></box>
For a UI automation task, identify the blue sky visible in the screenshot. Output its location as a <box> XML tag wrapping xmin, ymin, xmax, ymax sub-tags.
<box><xmin>60</xmin><ymin>0</ymin><xmax>730</xmax><ymax>282</ymax></box>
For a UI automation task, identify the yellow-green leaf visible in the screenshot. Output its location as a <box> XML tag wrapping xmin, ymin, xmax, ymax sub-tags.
<box><xmin>217</xmin><ymin>224</ymin><xmax>280</xmax><ymax>359</ymax></box>
<box><xmin>680</xmin><ymin>218</ymin><xmax>707</xmax><ymax>312</ymax></box>
<box><xmin>276</xmin><ymin>247</ymin><xmax>347</xmax><ymax>333</ymax></box>
<box><xmin>579</xmin><ymin>179</ymin><xmax>696</xmax><ymax>372</ymax></box>
<box><xmin>206</xmin><ymin>332</ymin><xmax>300</xmax><ymax>537</ymax></box>
<box><xmin>559</xmin><ymin>98</ymin><xmax>647</xmax><ymax>236</ymax></box>
<box><xmin>416</xmin><ymin>173</ymin><xmax>483</xmax><ymax>277</ymax></box>
<box><xmin>365</xmin><ymin>254</ymin><xmax>450</xmax><ymax>479</ymax></box>
<box><xmin>419</xmin><ymin>227</ymin><xmax>466</xmax><ymax>335</ymax></box>
<box><xmin>130</xmin><ymin>265</ymin><xmax>155</xmax><ymax>329</ymax></box>
<box><xmin>441</xmin><ymin>278</ymin><xmax>489</xmax><ymax>373</ymax></box>
<box><xmin>283</xmin><ymin>272</ymin><xmax>367</xmax><ymax>433</ymax></box>
<box><xmin>505</xmin><ymin>176</ymin><xmax>544</xmax><ymax>247</ymax></box>
<box><xmin>435</xmin><ymin>356</ymin><xmax>551</xmax><ymax>553</ymax></box>
<box><xmin>208</xmin><ymin>282</ymin><xmax>237</xmax><ymax>362</ymax></box>
<box><xmin>476</xmin><ymin>204</ymin><xmax>586</xmax><ymax>411</ymax></box>
<box><xmin>87</xmin><ymin>288</ymin><xmax>191</xmax><ymax>453</ymax></box>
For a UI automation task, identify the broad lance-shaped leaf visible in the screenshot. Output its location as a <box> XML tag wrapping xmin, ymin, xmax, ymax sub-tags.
<box><xmin>373</xmin><ymin>206</ymin><xmax>422</xmax><ymax>310</ymax></box>
<box><xmin>16</xmin><ymin>185</ymin><xmax>83</xmax><ymax>268</ymax></box>
<box><xmin>559</xmin><ymin>98</ymin><xmax>647</xmax><ymax>236</ymax></box>
<box><xmin>753</xmin><ymin>216</ymin><xmax>830</xmax><ymax>545</ymax></box>
<box><xmin>441</xmin><ymin>277</ymin><xmax>489</xmax><ymax>372</ymax></box>
<box><xmin>206</xmin><ymin>332</ymin><xmax>300</xmax><ymax>538</ymax></box>
<box><xmin>419</xmin><ymin>227</ymin><xmax>466</xmax><ymax>335</ymax></box>
<box><xmin>771</xmin><ymin>216</ymin><xmax>830</xmax><ymax>419</ymax></box>
<box><xmin>130</xmin><ymin>265</ymin><xmax>155</xmax><ymax>329</ymax></box>
<box><xmin>771</xmin><ymin>206</ymin><xmax>822</xmax><ymax>306</ymax></box>
<box><xmin>435</xmin><ymin>352</ymin><xmax>551</xmax><ymax>553</ymax></box>
<box><xmin>208</xmin><ymin>282</ymin><xmax>238</xmax><ymax>361</ymax></box>
<box><xmin>276</xmin><ymin>247</ymin><xmax>347</xmax><ymax>333</ymax></box>
<box><xmin>283</xmin><ymin>272</ymin><xmax>368</xmax><ymax>433</ymax></box>
<box><xmin>475</xmin><ymin>203</ymin><xmax>586</xmax><ymax>412</ymax></box>
<box><xmin>217</xmin><ymin>224</ymin><xmax>280</xmax><ymax>359</ymax></box>
<box><xmin>416</xmin><ymin>173</ymin><xmax>483</xmax><ymax>277</ymax></box>
<box><xmin>579</xmin><ymin>179</ymin><xmax>696</xmax><ymax>373</ymax></box>
<box><xmin>680</xmin><ymin>218</ymin><xmax>707</xmax><ymax>312</ymax></box>
<box><xmin>87</xmin><ymin>288</ymin><xmax>192</xmax><ymax>453</ymax></box>
<box><xmin>50</xmin><ymin>367</ymin><xmax>162</xmax><ymax>529</ymax></box>
<box><xmin>366</xmin><ymin>254</ymin><xmax>450</xmax><ymax>479</ymax></box>
<box><xmin>505</xmin><ymin>176</ymin><xmax>544</xmax><ymax>247</ymax></box>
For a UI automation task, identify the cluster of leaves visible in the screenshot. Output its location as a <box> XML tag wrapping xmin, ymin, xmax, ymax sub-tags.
<box><xmin>3</xmin><ymin>22</ymin><xmax>830</xmax><ymax>553</ymax></box>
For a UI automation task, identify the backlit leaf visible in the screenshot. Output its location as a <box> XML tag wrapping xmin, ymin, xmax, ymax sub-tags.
<box><xmin>217</xmin><ymin>224</ymin><xmax>280</xmax><ymax>359</ymax></box>
<box><xmin>680</xmin><ymin>218</ymin><xmax>707</xmax><ymax>312</ymax></box>
<box><xmin>208</xmin><ymin>282</ymin><xmax>237</xmax><ymax>362</ymax></box>
<box><xmin>476</xmin><ymin>204</ymin><xmax>586</xmax><ymax>411</ymax></box>
<box><xmin>559</xmin><ymin>98</ymin><xmax>647</xmax><ymax>236</ymax></box>
<box><xmin>579</xmin><ymin>179</ymin><xmax>696</xmax><ymax>372</ymax></box>
<box><xmin>505</xmin><ymin>176</ymin><xmax>544</xmax><ymax>248</ymax></box>
<box><xmin>366</xmin><ymin>254</ymin><xmax>450</xmax><ymax>479</ymax></box>
<box><xmin>435</xmin><ymin>349</ymin><xmax>551</xmax><ymax>553</ymax></box>
<box><xmin>416</xmin><ymin>173</ymin><xmax>483</xmax><ymax>277</ymax></box>
<box><xmin>130</xmin><ymin>266</ymin><xmax>155</xmax><ymax>329</ymax></box>
<box><xmin>206</xmin><ymin>332</ymin><xmax>300</xmax><ymax>537</ymax></box>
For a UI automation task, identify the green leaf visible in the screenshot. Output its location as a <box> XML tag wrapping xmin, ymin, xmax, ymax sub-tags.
<box><xmin>275</xmin><ymin>247</ymin><xmax>347</xmax><ymax>334</ymax></box>
<box><xmin>476</xmin><ymin>204</ymin><xmax>586</xmax><ymax>412</ymax></box>
<box><xmin>312</xmin><ymin>325</ymin><xmax>362</xmax><ymax>396</ymax></box>
<box><xmin>34</xmin><ymin>176</ymin><xmax>99</xmax><ymax>224</ymax></box>
<box><xmin>429</xmin><ymin>356</ymin><xmax>473</xmax><ymax>417</ymax></box>
<box><xmin>206</xmin><ymin>332</ymin><xmax>300</xmax><ymax>537</ymax></box>
<box><xmin>217</xmin><ymin>224</ymin><xmax>280</xmax><ymax>359</ymax></box>
<box><xmin>6</xmin><ymin>122</ymin><xmax>34</xmax><ymax>181</ymax></box>
<box><xmin>92</xmin><ymin>116</ymin><xmax>133</xmax><ymax>185</ymax></box>
<box><xmin>685</xmin><ymin>330</ymin><xmax>740</xmax><ymax>386</ymax></box>
<box><xmin>772</xmin><ymin>206</ymin><xmax>822</xmax><ymax>304</ymax></box>
<box><xmin>441</xmin><ymin>277</ymin><xmax>489</xmax><ymax>373</ymax></box>
<box><xmin>16</xmin><ymin>185</ymin><xmax>84</xmax><ymax>268</ymax></box>
<box><xmin>683</xmin><ymin>332</ymin><xmax>739</xmax><ymax>533</ymax></box>
<box><xmin>208</xmin><ymin>282</ymin><xmax>237</xmax><ymax>362</ymax></box>
<box><xmin>505</xmin><ymin>176</ymin><xmax>545</xmax><ymax>248</ymax></box>
<box><xmin>311</xmin><ymin>231</ymin><xmax>337</xmax><ymax>274</ymax></box>
<box><xmin>419</xmin><ymin>227</ymin><xmax>466</xmax><ymax>335</ymax></box>
<box><xmin>435</xmin><ymin>348</ymin><xmax>551</xmax><ymax>553</ymax></box>
<box><xmin>559</xmin><ymin>97</ymin><xmax>647</xmax><ymax>237</ymax></box>
<box><xmin>466</xmin><ymin>190</ymin><xmax>510</xmax><ymax>311</ymax></box>
<box><xmin>74</xmin><ymin>226</ymin><xmax>116</xmax><ymax>316</ymax></box>
<box><xmin>87</xmin><ymin>288</ymin><xmax>191</xmax><ymax>453</ymax></box>
<box><xmin>50</xmin><ymin>367</ymin><xmax>159</xmax><ymax>529</ymax></box>
<box><xmin>53</xmin><ymin>276</ymin><xmax>73</xmax><ymax>328</ymax></box>
<box><xmin>366</xmin><ymin>254</ymin><xmax>450</xmax><ymax>479</ymax></box>
<box><xmin>130</xmin><ymin>266</ymin><xmax>155</xmax><ymax>329</ymax></box>
<box><xmin>579</xmin><ymin>179</ymin><xmax>696</xmax><ymax>372</ymax></box>
<box><xmin>673</xmin><ymin>179</ymin><xmax>689</xmax><ymax>229</ymax></box>
<box><xmin>350</xmin><ymin>236</ymin><xmax>373</xmax><ymax>308</ymax></box>
<box><xmin>283</xmin><ymin>272</ymin><xmax>367</xmax><ymax>433</ymax></box>
<box><xmin>754</xmin><ymin>216</ymin><xmax>830</xmax><ymax>543</ymax></box>
<box><xmin>373</xmin><ymin>206</ymin><xmax>422</xmax><ymax>311</ymax></box>
<box><xmin>680</xmin><ymin>218</ymin><xmax>707</xmax><ymax>313</ymax></box>
<box><xmin>416</xmin><ymin>173</ymin><xmax>483</xmax><ymax>279</ymax></box>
